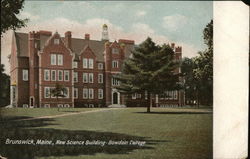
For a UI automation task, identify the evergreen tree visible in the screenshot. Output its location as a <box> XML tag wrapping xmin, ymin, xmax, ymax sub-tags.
<box><xmin>116</xmin><ymin>37</ymin><xmax>181</xmax><ymax>112</ymax></box>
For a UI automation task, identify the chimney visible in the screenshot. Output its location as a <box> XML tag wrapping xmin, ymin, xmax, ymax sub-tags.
<box><xmin>85</xmin><ymin>34</ymin><xmax>90</xmax><ymax>40</ymax></box>
<box><xmin>118</xmin><ymin>39</ymin><xmax>135</xmax><ymax>45</ymax></box>
<box><xmin>175</xmin><ymin>46</ymin><xmax>182</xmax><ymax>53</ymax></box>
<box><xmin>171</xmin><ymin>43</ymin><xmax>175</xmax><ymax>49</ymax></box>
<box><xmin>65</xmin><ymin>31</ymin><xmax>72</xmax><ymax>49</ymax></box>
<box><xmin>39</xmin><ymin>30</ymin><xmax>52</xmax><ymax>36</ymax></box>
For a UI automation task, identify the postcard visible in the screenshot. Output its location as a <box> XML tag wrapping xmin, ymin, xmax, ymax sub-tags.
<box><xmin>0</xmin><ymin>1</ymin><xmax>248</xmax><ymax>159</ymax></box>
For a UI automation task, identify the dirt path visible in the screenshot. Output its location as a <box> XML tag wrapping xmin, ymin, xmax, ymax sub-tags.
<box><xmin>17</xmin><ymin>108</ymin><xmax>121</xmax><ymax>121</ymax></box>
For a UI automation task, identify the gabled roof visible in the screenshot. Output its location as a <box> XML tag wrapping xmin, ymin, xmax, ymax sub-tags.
<box><xmin>14</xmin><ymin>32</ymin><xmax>135</xmax><ymax>62</ymax></box>
<box><xmin>15</xmin><ymin>32</ymin><xmax>28</xmax><ymax>57</ymax></box>
<box><xmin>68</xmin><ymin>38</ymin><xmax>106</xmax><ymax>61</ymax></box>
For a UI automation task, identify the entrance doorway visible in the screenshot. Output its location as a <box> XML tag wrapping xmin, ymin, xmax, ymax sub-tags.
<box><xmin>30</xmin><ymin>97</ymin><xmax>34</xmax><ymax>108</ymax></box>
<box><xmin>113</xmin><ymin>92</ymin><xmax>118</xmax><ymax>104</ymax></box>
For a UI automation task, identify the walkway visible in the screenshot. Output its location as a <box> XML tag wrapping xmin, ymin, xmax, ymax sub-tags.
<box><xmin>17</xmin><ymin>108</ymin><xmax>121</xmax><ymax>121</ymax></box>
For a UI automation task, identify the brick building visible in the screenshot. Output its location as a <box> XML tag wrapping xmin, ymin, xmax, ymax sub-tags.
<box><xmin>9</xmin><ymin>24</ymin><xmax>184</xmax><ymax>108</ymax></box>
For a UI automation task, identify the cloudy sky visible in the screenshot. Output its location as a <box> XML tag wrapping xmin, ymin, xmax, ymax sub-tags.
<box><xmin>1</xmin><ymin>1</ymin><xmax>213</xmax><ymax>74</ymax></box>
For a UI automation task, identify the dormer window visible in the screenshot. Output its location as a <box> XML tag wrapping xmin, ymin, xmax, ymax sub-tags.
<box><xmin>112</xmin><ymin>48</ymin><xmax>119</xmax><ymax>54</ymax></box>
<box><xmin>98</xmin><ymin>63</ymin><xmax>103</xmax><ymax>70</ymax></box>
<box><xmin>54</xmin><ymin>39</ymin><xmax>59</xmax><ymax>45</ymax></box>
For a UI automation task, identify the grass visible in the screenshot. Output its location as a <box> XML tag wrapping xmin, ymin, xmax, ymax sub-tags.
<box><xmin>0</xmin><ymin>107</ymin><xmax>97</xmax><ymax>118</ymax></box>
<box><xmin>0</xmin><ymin>107</ymin><xmax>212</xmax><ymax>159</ymax></box>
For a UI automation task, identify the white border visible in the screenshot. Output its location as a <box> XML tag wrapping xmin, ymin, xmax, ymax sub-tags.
<box><xmin>214</xmin><ymin>2</ymin><xmax>249</xmax><ymax>158</ymax></box>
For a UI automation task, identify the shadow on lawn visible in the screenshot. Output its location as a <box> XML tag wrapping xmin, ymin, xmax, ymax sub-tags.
<box><xmin>0</xmin><ymin>116</ymin><xmax>167</xmax><ymax>159</ymax></box>
<box><xmin>135</xmin><ymin>111</ymin><xmax>212</xmax><ymax>115</ymax></box>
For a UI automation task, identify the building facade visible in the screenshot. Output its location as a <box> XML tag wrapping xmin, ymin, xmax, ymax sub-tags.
<box><xmin>9</xmin><ymin>25</ymin><xmax>184</xmax><ymax>108</ymax></box>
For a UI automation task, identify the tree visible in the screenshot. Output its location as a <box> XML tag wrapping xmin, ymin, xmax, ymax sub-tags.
<box><xmin>0</xmin><ymin>64</ymin><xmax>10</xmax><ymax>107</ymax></box>
<box><xmin>181</xmin><ymin>57</ymin><xmax>197</xmax><ymax>105</ymax></box>
<box><xmin>182</xmin><ymin>20</ymin><xmax>213</xmax><ymax>106</ymax></box>
<box><xmin>1</xmin><ymin>0</ymin><xmax>28</xmax><ymax>64</ymax></box>
<box><xmin>1</xmin><ymin>0</ymin><xmax>28</xmax><ymax>34</ymax></box>
<box><xmin>50</xmin><ymin>83</ymin><xmax>67</xmax><ymax>111</ymax></box>
<box><xmin>116</xmin><ymin>37</ymin><xmax>181</xmax><ymax>113</ymax></box>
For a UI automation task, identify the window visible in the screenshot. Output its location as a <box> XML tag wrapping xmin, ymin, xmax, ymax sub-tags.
<box><xmin>89</xmin><ymin>59</ymin><xmax>94</xmax><ymax>69</ymax></box>
<box><xmin>58</xmin><ymin>70</ymin><xmax>63</xmax><ymax>81</ymax></box>
<box><xmin>83</xmin><ymin>58</ymin><xmax>94</xmax><ymax>69</ymax></box>
<box><xmin>54</xmin><ymin>39</ymin><xmax>59</xmax><ymax>44</ymax></box>
<box><xmin>73</xmin><ymin>61</ymin><xmax>78</xmax><ymax>68</ymax></box>
<box><xmin>63</xmin><ymin>87</ymin><xmax>69</xmax><ymax>98</ymax></box>
<box><xmin>64</xmin><ymin>71</ymin><xmax>69</xmax><ymax>81</ymax></box>
<box><xmin>98</xmin><ymin>89</ymin><xmax>103</xmax><ymax>99</ymax></box>
<box><xmin>160</xmin><ymin>94</ymin><xmax>165</xmax><ymax>100</ymax></box>
<box><xmin>98</xmin><ymin>63</ymin><xmax>103</xmax><ymax>70</ymax></box>
<box><xmin>74</xmin><ymin>88</ymin><xmax>78</xmax><ymax>98</ymax></box>
<box><xmin>83</xmin><ymin>73</ymin><xmax>88</xmax><ymax>83</ymax></box>
<box><xmin>98</xmin><ymin>74</ymin><xmax>103</xmax><ymax>83</ymax></box>
<box><xmin>44</xmin><ymin>70</ymin><xmax>50</xmax><ymax>81</ymax></box>
<box><xmin>89</xmin><ymin>104</ymin><xmax>94</xmax><ymax>108</ymax></box>
<box><xmin>23</xmin><ymin>104</ymin><xmax>28</xmax><ymax>108</ymax></box>
<box><xmin>89</xmin><ymin>73</ymin><xmax>94</xmax><ymax>83</ymax></box>
<box><xmin>22</xmin><ymin>69</ymin><xmax>28</xmax><ymax>81</ymax></box>
<box><xmin>64</xmin><ymin>104</ymin><xmax>70</xmax><ymax>108</ymax></box>
<box><xmin>89</xmin><ymin>88</ymin><xmax>94</xmax><ymax>99</ymax></box>
<box><xmin>112</xmin><ymin>60</ymin><xmax>118</xmax><ymax>68</ymax></box>
<box><xmin>112</xmin><ymin>48</ymin><xmax>119</xmax><ymax>54</ymax></box>
<box><xmin>44</xmin><ymin>87</ymin><xmax>50</xmax><ymax>98</ymax></box>
<box><xmin>136</xmin><ymin>93</ymin><xmax>141</xmax><ymax>98</ymax></box>
<box><xmin>83</xmin><ymin>88</ymin><xmax>88</xmax><ymax>99</ymax></box>
<box><xmin>58</xmin><ymin>55</ymin><xmax>63</xmax><ymax>65</ymax></box>
<box><xmin>51</xmin><ymin>70</ymin><xmax>56</xmax><ymax>81</ymax></box>
<box><xmin>73</xmin><ymin>72</ymin><xmax>78</xmax><ymax>82</ymax></box>
<box><xmin>57</xmin><ymin>104</ymin><xmax>63</xmax><ymax>107</ymax></box>
<box><xmin>165</xmin><ymin>91</ymin><xmax>169</xmax><ymax>99</ymax></box>
<box><xmin>51</xmin><ymin>54</ymin><xmax>57</xmax><ymax>65</ymax></box>
<box><xmin>44</xmin><ymin>104</ymin><xmax>50</xmax><ymax>108</ymax></box>
<box><xmin>83</xmin><ymin>58</ymin><xmax>88</xmax><ymax>68</ymax></box>
<box><xmin>145</xmin><ymin>91</ymin><xmax>148</xmax><ymax>100</ymax></box>
<box><xmin>50</xmin><ymin>87</ymin><xmax>56</xmax><ymax>98</ymax></box>
<box><xmin>168</xmin><ymin>91</ymin><xmax>173</xmax><ymax>99</ymax></box>
<box><xmin>84</xmin><ymin>104</ymin><xmax>88</xmax><ymax>107</ymax></box>
<box><xmin>132</xmin><ymin>93</ymin><xmax>136</xmax><ymax>99</ymax></box>
<box><xmin>112</xmin><ymin>78</ymin><xmax>119</xmax><ymax>86</ymax></box>
<box><xmin>174</xmin><ymin>91</ymin><xmax>178</xmax><ymax>99</ymax></box>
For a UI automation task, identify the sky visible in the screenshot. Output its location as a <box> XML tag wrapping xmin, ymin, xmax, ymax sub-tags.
<box><xmin>1</xmin><ymin>1</ymin><xmax>213</xmax><ymax>74</ymax></box>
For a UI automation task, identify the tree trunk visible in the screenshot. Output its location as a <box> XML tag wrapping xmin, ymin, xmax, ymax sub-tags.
<box><xmin>57</xmin><ymin>96</ymin><xmax>59</xmax><ymax>111</ymax></box>
<box><xmin>197</xmin><ymin>90</ymin><xmax>199</xmax><ymax>108</ymax></box>
<box><xmin>147</xmin><ymin>92</ymin><xmax>151</xmax><ymax>113</ymax></box>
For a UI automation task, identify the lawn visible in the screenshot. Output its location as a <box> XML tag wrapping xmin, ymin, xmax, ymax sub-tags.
<box><xmin>0</xmin><ymin>107</ymin><xmax>98</xmax><ymax>119</ymax></box>
<box><xmin>0</xmin><ymin>107</ymin><xmax>212</xmax><ymax>159</ymax></box>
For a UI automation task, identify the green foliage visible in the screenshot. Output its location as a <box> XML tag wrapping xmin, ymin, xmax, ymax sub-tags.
<box><xmin>116</xmin><ymin>37</ymin><xmax>181</xmax><ymax>112</ymax></box>
<box><xmin>117</xmin><ymin>37</ymin><xmax>180</xmax><ymax>94</ymax></box>
<box><xmin>203</xmin><ymin>20</ymin><xmax>213</xmax><ymax>50</ymax></box>
<box><xmin>50</xmin><ymin>83</ymin><xmax>67</xmax><ymax>98</ymax></box>
<box><xmin>182</xmin><ymin>20</ymin><xmax>213</xmax><ymax>106</ymax></box>
<box><xmin>181</xmin><ymin>57</ymin><xmax>197</xmax><ymax>103</ymax></box>
<box><xmin>0</xmin><ymin>64</ymin><xmax>10</xmax><ymax>107</ymax></box>
<box><xmin>1</xmin><ymin>0</ymin><xmax>28</xmax><ymax>35</ymax></box>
